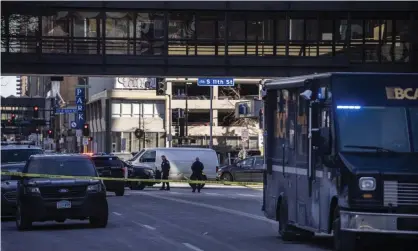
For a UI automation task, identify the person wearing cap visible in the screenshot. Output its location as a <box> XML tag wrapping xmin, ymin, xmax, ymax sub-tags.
<box><xmin>160</xmin><ymin>155</ymin><xmax>171</xmax><ymax>191</ymax></box>
<box><xmin>190</xmin><ymin>157</ymin><xmax>204</xmax><ymax>193</ymax></box>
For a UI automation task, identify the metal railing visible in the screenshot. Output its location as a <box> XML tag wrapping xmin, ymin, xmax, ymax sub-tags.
<box><xmin>1</xmin><ymin>35</ymin><xmax>412</xmax><ymax>63</ymax></box>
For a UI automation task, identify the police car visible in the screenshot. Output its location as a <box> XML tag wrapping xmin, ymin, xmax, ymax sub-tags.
<box><xmin>1</xmin><ymin>141</ymin><xmax>44</xmax><ymax>217</ymax></box>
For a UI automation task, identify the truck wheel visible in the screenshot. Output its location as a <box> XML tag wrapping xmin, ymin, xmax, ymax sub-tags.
<box><xmin>115</xmin><ymin>188</ymin><xmax>125</xmax><ymax>196</ymax></box>
<box><xmin>332</xmin><ymin>207</ymin><xmax>358</xmax><ymax>251</ymax></box>
<box><xmin>16</xmin><ymin>205</ymin><xmax>32</xmax><ymax>231</ymax></box>
<box><xmin>278</xmin><ymin>199</ymin><xmax>298</xmax><ymax>241</ymax></box>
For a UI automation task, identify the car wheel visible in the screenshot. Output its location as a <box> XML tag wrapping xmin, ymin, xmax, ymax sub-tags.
<box><xmin>332</xmin><ymin>207</ymin><xmax>358</xmax><ymax>251</ymax></box>
<box><xmin>115</xmin><ymin>188</ymin><xmax>125</xmax><ymax>196</ymax></box>
<box><xmin>16</xmin><ymin>205</ymin><xmax>32</xmax><ymax>231</ymax></box>
<box><xmin>132</xmin><ymin>181</ymin><xmax>146</xmax><ymax>190</ymax></box>
<box><xmin>221</xmin><ymin>173</ymin><xmax>233</xmax><ymax>185</ymax></box>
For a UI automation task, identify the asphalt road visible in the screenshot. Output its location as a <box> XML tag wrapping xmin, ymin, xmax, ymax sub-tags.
<box><xmin>1</xmin><ymin>185</ymin><xmax>415</xmax><ymax>251</ymax></box>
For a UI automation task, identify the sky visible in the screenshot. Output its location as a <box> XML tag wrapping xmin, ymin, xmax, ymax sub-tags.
<box><xmin>0</xmin><ymin>76</ymin><xmax>17</xmax><ymax>97</ymax></box>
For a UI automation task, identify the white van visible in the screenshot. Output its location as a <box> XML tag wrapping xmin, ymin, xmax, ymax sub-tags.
<box><xmin>130</xmin><ymin>147</ymin><xmax>220</xmax><ymax>180</ymax></box>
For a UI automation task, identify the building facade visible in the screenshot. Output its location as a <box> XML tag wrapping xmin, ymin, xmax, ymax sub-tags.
<box><xmin>86</xmin><ymin>77</ymin><xmax>263</xmax><ymax>154</ymax></box>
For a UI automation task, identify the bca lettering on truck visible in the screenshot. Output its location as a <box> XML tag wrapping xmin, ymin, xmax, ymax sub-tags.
<box><xmin>262</xmin><ymin>72</ymin><xmax>418</xmax><ymax>251</ymax></box>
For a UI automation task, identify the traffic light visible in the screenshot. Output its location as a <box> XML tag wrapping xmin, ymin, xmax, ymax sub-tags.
<box><xmin>179</xmin><ymin>117</ymin><xmax>185</xmax><ymax>137</ymax></box>
<box><xmin>174</xmin><ymin>125</ymin><xmax>179</xmax><ymax>136</ymax></box>
<box><xmin>33</xmin><ymin>106</ymin><xmax>39</xmax><ymax>118</ymax></box>
<box><xmin>47</xmin><ymin>129</ymin><xmax>54</xmax><ymax>138</ymax></box>
<box><xmin>83</xmin><ymin>123</ymin><xmax>90</xmax><ymax>136</ymax></box>
<box><xmin>156</xmin><ymin>80</ymin><xmax>166</xmax><ymax>96</ymax></box>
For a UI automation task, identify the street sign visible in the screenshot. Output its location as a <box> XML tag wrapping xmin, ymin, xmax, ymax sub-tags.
<box><xmin>56</xmin><ymin>108</ymin><xmax>77</xmax><ymax>114</ymax></box>
<box><xmin>241</xmin><ymin>128</ymin><xmax>249</xmax><ymax>141</ymax></box>
<box><xmin>75</xmin><ymin>85</ymin><xmax>91</xmax><ymax>88</ymax></box>
<box><xmin>82</xmin><ymin>137</ymin><xmax>89</xmax><ymax>146</ymax></box>
<box><xmin>70</xmin><ymin>121</ymin><xmax>77</xmax><ymax>129</ymax></box>
<box><xmin>76</xmin><ymin>129</ymin><xmax>82</xmax><ymax>137</ymax></box>
<box><xmin>197</xmin><ymin>78</ymin><xmax>234</xmax><ymax>87</ymax></box>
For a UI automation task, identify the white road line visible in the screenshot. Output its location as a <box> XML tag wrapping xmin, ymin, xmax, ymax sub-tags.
<box><xmin>112</xmin><ymin>212</ymin><xmax>122</xmax><ymax>216</ymax></box>
<box><xmin>237</xmin><ymin>193</ymin><xmax>258</xmax><ymax>197</ymax></box>
<box><xmin>183</xmin><ymin>243</ymin><xmax>204</xmax><ymax>251</ymax></box>
<box><xmin>168</xmin><ymin>191</ymin><xmax>181</xmax><ymax>194</ymax></box>
<box><xmin>204</xmin><ymin>192</ymin><xmax>220</xmax><ymax>196</ymax></box>
<box><xmin>132</xmin><ymin>221</ymin><xmax>156</xmax><ymax>230</ymax></box>
<box><xmin>139</xmin><ymin>192</ymin><xmax>276</xmax><ymax>224</ymax></box>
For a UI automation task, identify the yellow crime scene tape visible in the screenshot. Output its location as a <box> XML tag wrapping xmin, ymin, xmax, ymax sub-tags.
<box><xmin>0</xmin><ymin>171</ymin><xmax>263</xmax><ymax>187</ymax></box>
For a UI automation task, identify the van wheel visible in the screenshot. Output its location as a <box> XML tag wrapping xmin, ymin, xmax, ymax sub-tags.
<box><xmin>16</xmin><ymin>205</ymin><xmax>32</xmax><ymax>231</ymax></box>
<box><xmin>278</xmin><ymin>199</ymin><xmax>298</xmax><ymax>241</ymax></box>
<box><xmin>332</xmin><ymin>207</ymin><xmax>358</xmax><ymax>251</ymax></box>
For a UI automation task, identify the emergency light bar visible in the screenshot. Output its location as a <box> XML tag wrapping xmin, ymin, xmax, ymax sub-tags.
<box><xmin>336</xmin><ymin>105</ymin><xmax>362</xmax><ymax>110</ymax></box>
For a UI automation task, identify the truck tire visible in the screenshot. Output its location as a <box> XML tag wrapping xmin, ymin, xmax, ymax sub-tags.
<box><xmin>278</xmin><ymin>199</ymin><xmax>298</xmax><ymax>241</ymax></box>
<box><xmin>332</xmin><ymin>207</ymin><xmax>358</xmax><ymax>251</ymax></box>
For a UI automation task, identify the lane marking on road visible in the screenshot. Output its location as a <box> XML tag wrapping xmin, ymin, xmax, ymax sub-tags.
<box><xmin>138</xmin><ymin>192</ymin><xmax>277</xmax><ymax>224</ymax></box>
<box><xmin>203</xmin><ymin>192</ymin><xmax>220</xmax><ymax>196</ymax></box>
<box><xmin>183</xmin><ymin>243</ymin><xmax>204</xmax><ymax>251</ymax></box>
<box><xmin>112</xmin><ymin>212</ymin><xmax>122</xmax><ymax>216</ymax></box>
<box><xmin>132</xmin><ymin>220</ymin><xmax>156</xmax><ymax>230</ymax></box>
<box><xmin>168</xmin><ymin>191</ymin><xmax>181</xmax><ymax>194</ymax></box>
<box><xmin>237</xmin><ymin>193</ymin><xmax>259</xmax><ymax>197</ymax></box>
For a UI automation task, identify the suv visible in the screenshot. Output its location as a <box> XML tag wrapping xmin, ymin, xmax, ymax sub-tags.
<box><xmin>91</xmin><ymin>155</ymin><xmax>125</xmax><ymax>196</ymax></box>
<box><xmin>15</xmin><ymin>154</ymin><xmax>108</xmax><ymax>230</ymax></box>
<box><xmin>1</xmin><ymin>144</ymin><xmax>44</xmax><ymax>217</ymax></box>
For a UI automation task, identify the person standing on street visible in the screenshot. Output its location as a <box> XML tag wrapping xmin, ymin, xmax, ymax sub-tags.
<box><xmin>160</xmin><ymin>155</ymin><xmax>170</xmax><ymax>191</ymax></box>
<box><xmin>190</xmin><ymin>157</ymin><xmax>204</xmax><ymax>193</ymax></box>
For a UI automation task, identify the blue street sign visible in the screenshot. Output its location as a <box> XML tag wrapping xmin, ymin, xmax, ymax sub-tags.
<box><xmin>70</xmin><ymin>121</ymin><xmax>77</xmax><ymax>129</ymax></box>
<box><xmin>197</xmin><ymin>78</ymin><xmax>234</xmax><ymax>87</ymax></box>
<box><xmin>75</xmin><ymin>88</ymin><xmax>85</xmax><ymax>98</ymax></box>
<box><xmin>75</xmin><ymin>97</ymin><xmax>84</xmax><ymax>105</ymax></box>
<box><xmin>76</xmin><ymin>104</ymin><xmax>85</xmax><ymax>112</ymax></box>
<box><xmin>55</xmin><ymin>108</ymin><xmax>78</xmax><ymax>114</ymax></box>
<box><xmin>75</xmin><ymin>113</ymin><xmax>85</xmax><ymax>129</ymax></box>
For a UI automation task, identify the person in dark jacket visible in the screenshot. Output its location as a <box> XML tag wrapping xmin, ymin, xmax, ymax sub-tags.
<box><xmin>190</xmin><ymin>157</ymin><xmax>204</xmax><ymax>193</ymax></box>
<box><xmin>160</xmin><ymin>155</ymin><xmax>170</xmax><ymax>191</ymax></box>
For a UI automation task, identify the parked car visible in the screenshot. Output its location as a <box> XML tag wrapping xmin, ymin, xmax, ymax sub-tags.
<box><xmin>15</xmin><ymin>154</ymin><xmax>108</xmax><ymax>230</ymax></box>
<box><xmin>123</xmin><ymin>161</ymin><xmax>159</xmax><ymax>190</ymax></box>
<box><xmin>91</xmin><ymin>154</ymin><xmax>125</xmax><ymax>196</ymax></box>
<box><xmin>216</xmin><ymin>156</ymin><xmax>264</xmax><ymax>183</ymax></box>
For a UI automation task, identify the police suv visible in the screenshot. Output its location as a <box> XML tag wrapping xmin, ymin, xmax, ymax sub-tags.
<box><xmin>1</xmin><ymin>141</ymin><xmax>44</xmax><ymax>217</ymax></box>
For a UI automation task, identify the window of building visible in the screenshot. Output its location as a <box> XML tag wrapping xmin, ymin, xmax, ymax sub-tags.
<box><xmin>154</xmin><ymin>103</ymin><xmax>165</xmax><ymax>118</ymax></box>
<box><xmin>132</xmin><ymin>103</ymin><xmax>141</xmax><ymax>117</ymax></box>
<box><xmin>121</xmin><ymin>103</ymin><xmax>132</xmax><ymax>117</ymax></box>
<box><xmin>112</xmin><ymin>103</ymin><xmax>121</xmax><ymax>117</ymax></box>
<box><xmin>143</xmin><ymin>103</ymin><xmax>154</xmax><ymax>117</ymax></box>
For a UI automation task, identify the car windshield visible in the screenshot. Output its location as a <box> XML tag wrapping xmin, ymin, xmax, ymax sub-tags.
<box><xmin>92</xmin><ymin>157</ymin><xmax>122</xmax><ymax>167</ymax></box>
<box><xmin>26</xmin><ymin>158</ymin><xmax>97</xmax><ymax>177</ymax></box>
<box><xmin>1</xmin><ymin>149</ymin><xmax>44</xmax><ymax>164</ymax></box>
<box><xmin>336</xmin><ymin>106</ymin><xmax>416</xmax><ymax>152</ymax></box>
